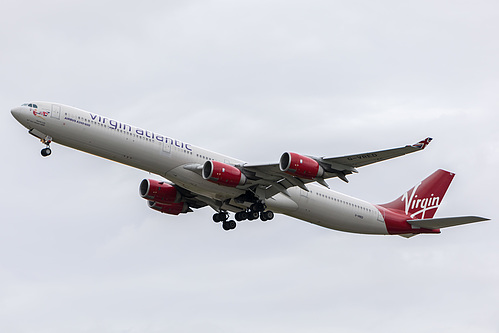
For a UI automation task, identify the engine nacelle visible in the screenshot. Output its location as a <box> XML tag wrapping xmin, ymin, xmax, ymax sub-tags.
<box><xmin>279</xmin><ymin>152</ymin><xmax>324</xmax><ymax>179</ymax></box>
<box><xmin>148</xmin><ymin>201</ymin><xmax>189</xmax><ymax>215</ymax></box>
<box><xmin>202</xmin><ymin>161</ymin><xmax>246</xmax><ymax>187</ymax></box>
<box><xmin>139</xmin><ymin>179</ymin><xmax>181</xmax><ymax>204</ymax></box>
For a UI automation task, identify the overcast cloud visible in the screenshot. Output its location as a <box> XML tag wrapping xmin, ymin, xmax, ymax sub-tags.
<box><xmin>1</xmin><ymin>1</ymin><xmax>498</xmax><ymax>332</ymax></box>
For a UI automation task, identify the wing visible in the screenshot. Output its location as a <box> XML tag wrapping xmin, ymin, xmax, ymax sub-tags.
<box><xmin>241</xmin><ymin>137</ymin><xmax>432</xmax><ymax>197</ymax></box>
<box><xmin>321</xmin><ymin>137</ymin><xmax>432</xmax><ymax>169</ymax></box>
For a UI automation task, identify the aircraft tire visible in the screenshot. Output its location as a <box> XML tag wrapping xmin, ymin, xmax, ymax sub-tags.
<box><xmin>213</xmin><ymin>212</ymin><xmax>227</xmax><ymax>223</ymax></box>
<box><xmin>251</xmin><ymin>202</ymin><xmax>265</xmax><ymax>212</ymax></box>
<box><xmin>248</xmin><ymin>211</ymin><xmax>259</xmax><ymax>220</ymax></box>
<box><xmin>235</xmin><ymin>211</ymin><xmax>247</xmax><ymax>221</ymax></box>
<box><xmin>263</xmin><ymin>211</ymin><xmax>274</xmax><ymax>221</ymax></box>
<box><xmin>222</xmin><ymin>220</ymin><xmax>236</xmax><ymax>231</ymax></box>
<box><xmin>41</xmin><ymin>148</ymin><xmax>52</xmax><ymax>157</ymax></box>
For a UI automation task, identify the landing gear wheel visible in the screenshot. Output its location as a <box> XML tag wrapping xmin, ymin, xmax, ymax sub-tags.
<box><xmin>248</xmin><ymin>211</ymin><xmax>260</xmax><ymax>221</ymax></box>
<box><xmin>213</xmin><ymin>212</ymin><xmax>228</xmax><ymax>223</ymax></box>
<box><xmin>251</xmin><ymin>202</ymin><xmax>265</xmax><ymax>212</ymax></box>
<box><xmin>235</xmin><ymin>211</ymin><xmax>248</xmax><ymax>221</ymax></box>
<box><xmin>222</xmin><ymin>220</ymin><xmax>236</xmax><ymax>231</ymax></box>
<box><xmin>261</xmin><ymin>211</ymin><xmax>274</xmax><ymax>221</ymax></box>
<box><xmin>41</xmin><ymin>147</ymin><xmax>52</xmax><ymax>157</ymax></box>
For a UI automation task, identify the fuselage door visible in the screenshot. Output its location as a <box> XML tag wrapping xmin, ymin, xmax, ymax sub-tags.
<box><xmin>377</xmin><ymin>208</ymin><xmax>385</xmax><ymax>222</ymax></box>
<box><xmin>51</xmin><ymin>104</ymin><xmax>61</xmax><ymax>120</ymax></box>
<box><xmin>163</xmin><ymin>139</ymin><xmax>171</xmax><ymax>154</ymax></box>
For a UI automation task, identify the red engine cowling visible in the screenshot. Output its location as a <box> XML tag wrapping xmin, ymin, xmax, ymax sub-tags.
<box><xmin>139</xmin><ymin>179</ymin><xmax>181</xmax><ymax>204</ymax></box>
<box><xmin>202</xmin><ymin>161</ymin><xmax>246</xmax><ymax>187</ymax></box>
<box><xmin>148</xmin><ymin>201</ymin><xmax>189</xmax><ymax>215</ymax></box>
<box><xmin>279</xmin><ymin>152</ymin><xmax>324</xmax><ymax>179</ymax></box>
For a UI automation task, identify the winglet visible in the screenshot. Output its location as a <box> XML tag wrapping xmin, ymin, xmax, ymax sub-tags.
<box><xmin>411</xmin><ymin>137</ymin><xmax>433</xmax><ymax>149</ymax></box>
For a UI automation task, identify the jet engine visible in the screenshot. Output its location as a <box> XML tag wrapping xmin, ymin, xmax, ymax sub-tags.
<box><xmin>202</xmin><ymin>161</ymin><xmax>246</xmax><ymax>187</ymax></box>
<box><xmin>139</xmin><ymin>179</ymin><xmax>181</xmax><ymax>204</ymax></box>
<box><xmin>279</xmin><ymin>152</ymin><xmax>324</xmax><ymax>179</ymax></box>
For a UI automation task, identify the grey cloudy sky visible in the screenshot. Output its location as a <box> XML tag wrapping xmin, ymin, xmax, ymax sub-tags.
<box><xmin>1</xmin><ymin>0</ymin><xmax>498</xmax><ymax>332</ymax></box>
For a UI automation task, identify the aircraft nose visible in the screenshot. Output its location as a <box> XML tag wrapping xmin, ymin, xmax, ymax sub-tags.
<box><xmin>11</xmin><ymin>106</ymin><xmax>23</xmax><ymax>120</ymax></box>
<box><xmin>11</xmin><ymin>106</ymin><xmax>30</xmax><ymax>125</ymax></box>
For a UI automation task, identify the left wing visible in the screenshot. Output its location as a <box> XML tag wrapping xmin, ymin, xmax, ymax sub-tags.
<box><xmin>321</xmin><ymin>137</ymin><xmax>432</xmax><ymax>170</ymax></box>
<box><xmin>240</xmin><ymin>137</ymin><xmax>432</xmax><ymax>197</ymax></box>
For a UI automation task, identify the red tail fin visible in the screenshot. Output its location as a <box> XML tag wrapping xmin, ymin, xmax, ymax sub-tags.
<box><xmin>380</xmin><ymin>169</ymin><xmax>455</xmax><ymax>219</ymax></box>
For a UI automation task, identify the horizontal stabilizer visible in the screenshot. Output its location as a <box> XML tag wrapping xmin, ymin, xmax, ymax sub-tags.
<box><xmin>408</xmin><ymin>216</ymin><xmax>490</xmax><ymax>229</ymax></box>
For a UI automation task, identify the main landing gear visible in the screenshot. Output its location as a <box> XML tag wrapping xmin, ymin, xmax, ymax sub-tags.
<box><xmin>212</xmin><ymin>211</ymin><xmax>237</xmax><ymax>231</ymax></box>
<box><xmin>212</xmin><ymin>202</ymin><xmax>274</xmax><ymax>231</ymax></box>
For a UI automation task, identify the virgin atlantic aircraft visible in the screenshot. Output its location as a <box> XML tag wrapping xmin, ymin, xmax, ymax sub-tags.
<box><xmin>11</xmin><ymin>102</ymin><xmax>489</xmax><ymax>237</ymax></box>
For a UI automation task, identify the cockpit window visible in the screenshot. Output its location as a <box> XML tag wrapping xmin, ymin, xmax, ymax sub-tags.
<box><xmin>24</xmin><ymin>103</ymin><xmax>38</xmax><ymax>108</ymax></box>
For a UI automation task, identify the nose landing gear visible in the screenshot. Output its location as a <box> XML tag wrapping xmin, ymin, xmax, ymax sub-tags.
<box><xmin>40</xmin><ymin>135</ymin><xmax>53</xmax><ymax>157</ymax></box>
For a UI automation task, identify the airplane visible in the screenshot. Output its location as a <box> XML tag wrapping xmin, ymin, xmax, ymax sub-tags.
<box><xmin>11</xmin><ymin>102</ymin><xmax>489</xmax><ymax>237</ymax></box>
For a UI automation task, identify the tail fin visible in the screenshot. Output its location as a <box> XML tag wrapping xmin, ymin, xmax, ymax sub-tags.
<box><xmin>380</xmin><ymin>169</ymin><xmax>455</xmax><ymax>219</ymax></box>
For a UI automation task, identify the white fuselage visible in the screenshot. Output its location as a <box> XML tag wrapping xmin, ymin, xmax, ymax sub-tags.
<box><xmin>11</xmin><ymin>102</ymin><xmax>389</xmax><ymax>235</ymax></box>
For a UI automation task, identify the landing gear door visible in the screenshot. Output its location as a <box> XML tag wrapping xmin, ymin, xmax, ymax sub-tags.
<box><xmin>51</xmin><ymin>104</ymin><xmax>61</xmax><ymax>120</ymax></box>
